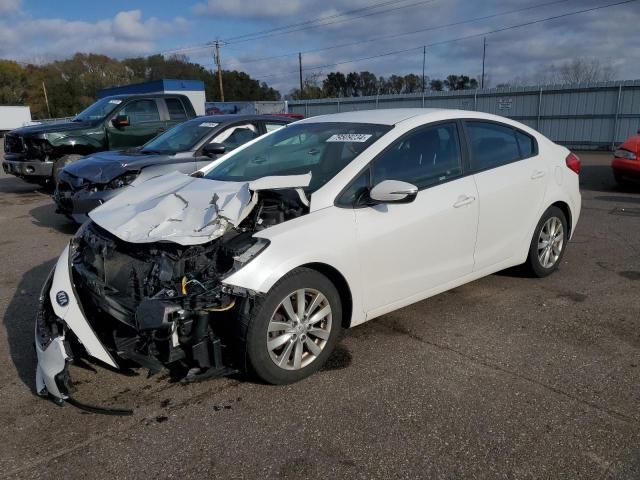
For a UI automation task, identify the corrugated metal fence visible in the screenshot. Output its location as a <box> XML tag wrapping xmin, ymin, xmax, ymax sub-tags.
<box><xmin>288</xmin><ymin>80</ymin><xmax>640</xmax><ymax>150</ymax></box>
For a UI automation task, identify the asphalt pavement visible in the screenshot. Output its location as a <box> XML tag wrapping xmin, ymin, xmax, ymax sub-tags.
<box><xmin>1</xmin><ymin>141</ymin><xmax>639</xmax><ymax>479</ymax></box>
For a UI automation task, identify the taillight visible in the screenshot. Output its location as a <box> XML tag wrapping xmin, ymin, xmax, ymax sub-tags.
<box><xmin>566</xmin><ymin>152</ymin><xmax>581</xmax><ymax>174</ymax></box>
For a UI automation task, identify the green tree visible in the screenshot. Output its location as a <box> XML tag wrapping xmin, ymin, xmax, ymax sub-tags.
<box><xmin>429</xmin><ymin>79</ymin><xmax>444</xmax><ymax>91</ymax></box>
<box><xmin>0</xmin><ymin>60</ymin><xmax>26</xmax><ymax>105</ymax></box>
<box><xmin>323</xmin><ymin>72</ymin><xmax>347</xmax><ymax>97</ymax></box>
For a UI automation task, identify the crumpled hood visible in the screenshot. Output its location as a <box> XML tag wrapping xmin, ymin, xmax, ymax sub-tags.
<box><xmin>89</xmin><ymin>170</ymin><xmax>311</xmax><ymax>246</ymax></box>
<box><xmin>63</xmin><ymin>150</ymin><xmax>175</xmax><ymax>185</ymax></box>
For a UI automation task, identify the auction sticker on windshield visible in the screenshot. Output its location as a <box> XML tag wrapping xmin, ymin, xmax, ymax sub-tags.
<box><xmin>326</xmin><ymin>134</ymin><xmax>372</xmax><ymax>142</ymax></box>
<box><xmin>199</xmin><ymin>122</ymin><xmax>219</xmax><ymax>128</ymax></box>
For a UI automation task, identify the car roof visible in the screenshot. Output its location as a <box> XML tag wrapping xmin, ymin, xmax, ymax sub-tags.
<box><xmin>296</xmin><ymin>109</ymin><xmax>439</xmax><ymax>126</ymax></box>
<box><xmin>295</xmin><ymin>108</ymin><xmax>519</xmax><ymax>127</ymax></box>
<box><xmin>184</xmin><ymin>114</ymin><xmax>293</xmax><ymax>124</ymax></box>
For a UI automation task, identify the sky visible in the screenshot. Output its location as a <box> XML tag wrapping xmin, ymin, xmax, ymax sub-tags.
<box><xmin>0</xmin><ymin>0</ymin><xmax>639</xmax><ymax>95</ymax></box>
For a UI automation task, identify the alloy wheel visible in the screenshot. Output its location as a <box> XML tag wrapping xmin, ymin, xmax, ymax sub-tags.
<box><xmin>266</xmin><ymin>288</ymin><xmax>332</xmax><ymax>370</ymax></box>
<box><xmin>537</xmin><ymin>216</ymin><xmax>564</xmax><ymax>269</ymax></box>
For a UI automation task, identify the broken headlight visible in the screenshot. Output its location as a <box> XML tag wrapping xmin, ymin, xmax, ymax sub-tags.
<box><xmin>228</xmin><ymin>237</ymin><xmax>270</xmax><ymax>272</ymax></box>
<box><xmin>107</xmin><ymin>171</ymin><xmax>139</xmax><ymax>190</ymax></box>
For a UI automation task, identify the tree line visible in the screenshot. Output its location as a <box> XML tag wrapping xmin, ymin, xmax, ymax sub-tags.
<box><xmin>0</xmin><ymin>53</ymin><xmax>280</xmax><ymax>119</ymax></box>
<box><xmin>289</xmin><ymin>71</ymin><xmax>480</xmax><ymax>99</ymax></box>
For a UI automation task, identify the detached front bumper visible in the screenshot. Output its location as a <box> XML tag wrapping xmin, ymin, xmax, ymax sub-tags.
<box><xmin>35</xmin><ymin>244</ymin><xmax>118</xmax><ymax>401</ymax></box>
<box><xmin>2</xmin><ymin>158</ymin><xmax>53</xmax><ymax>180</ymax></box>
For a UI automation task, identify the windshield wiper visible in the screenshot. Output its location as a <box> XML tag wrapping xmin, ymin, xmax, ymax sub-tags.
<box><xmin>140</xmin><ymin>149</ymin><xmax>165</xmax><ymax>155</ymax></box>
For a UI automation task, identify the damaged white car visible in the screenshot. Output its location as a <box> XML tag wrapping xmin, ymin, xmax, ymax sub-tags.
<box><xmin>36</xmin><ymin>109</ymin><xmax>581</xmax><ymax>411</ymax></box>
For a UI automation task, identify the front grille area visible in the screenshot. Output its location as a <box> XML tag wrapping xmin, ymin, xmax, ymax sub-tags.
<box><xmin>72</xmin><ymin>223</ymin><xmax>188</xmax><ymax>327</ymax></box>
<box><xmin>3</xmin><ymin>134</ymin><xmax>51</xmax><ymax>159</ymax></box>
<box><xmin>4</xmin><ymin>134</ymin><xmax>24</xmax><ymax>154</ymax></box>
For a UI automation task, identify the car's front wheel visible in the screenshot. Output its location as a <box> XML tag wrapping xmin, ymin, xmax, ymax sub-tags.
<box><xmin>525</xmin><ymin>206</ymin><xmax>568</xmax><ymax>277</ymax></box>
<box><xmin>53</xmin><ymin>154</ymin><xmax>82</xmax><ymax>185</ymax></box>
<box><xmin>241</xmin><ymin>268</ymin><xmax>342</xmax><ymax>384</ymax></box>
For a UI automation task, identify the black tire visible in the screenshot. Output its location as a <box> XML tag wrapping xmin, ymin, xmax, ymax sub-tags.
<box><xmin>52</xmin><ymin>154</ymin><xmax>82</xmax><ymax>185</ymax></box>
<box><xmin>525</xmin><ymin>206</ymin><xmax>568</xmax><ymax>278</ymax></box>
<box><xmin>239</xmin><ymin>267</ymin><xmax>342</xmax><ymax>384</ymax></box>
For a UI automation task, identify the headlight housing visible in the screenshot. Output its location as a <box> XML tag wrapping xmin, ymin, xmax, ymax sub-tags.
<box><xmin>107</xmin><ymin>171</ymin><xmax>139</xmax><ymax>189</ymax></box>
<box><xmin>614</xmin><ymin>149</ymin><xmax>637</xmax><ymax>161</ymax></box>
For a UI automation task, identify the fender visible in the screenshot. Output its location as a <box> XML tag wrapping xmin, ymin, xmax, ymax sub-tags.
<box><xmin>222</xmin><ymin>206</ymin><xmax>367</xmax><ymax>327</ymax></box>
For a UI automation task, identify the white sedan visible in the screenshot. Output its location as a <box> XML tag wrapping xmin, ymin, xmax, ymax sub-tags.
<box><xmin>36</xmin><ymin>109</ymin><xmax>581</xmax><ymax>406</ymax></box>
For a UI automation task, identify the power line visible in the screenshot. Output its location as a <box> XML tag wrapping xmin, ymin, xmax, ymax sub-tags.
<box><xmin>220</xmin><ymin>0</ymin><xmax>574</xmax><ymax>70</ymax></box>
<box><xmin>162</xmin><ymin>0</ymin><xmax>429</xmax><ymax>56</ymax></box>
<box><xmin>224</xmin><ymin>0</ymin><xmax>440</xmax><ymax>45</ymax></box>
<box><xmin>253</xmin><ymin>0</ymin><xmax>638</xmax><ymax>82</ymax></box>
<box><xmin>224</xmin><ymin>0</ymin><xmax>414</xmax><ymax>43</ymax></box>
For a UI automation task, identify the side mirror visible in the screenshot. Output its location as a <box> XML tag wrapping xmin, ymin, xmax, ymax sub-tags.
<box><xmin>203</xmin><ymin>142</ymin><xmax>226</xmax><ymax>157</ymax></box>
<box><xmin>369</xmin><ymin>180</ymin><xmax>418</xmax><ymax>204</ymax></box>
<box><xmin>112</xmin><ymin>115</ymin><xmax>130</xmax><ymax>128</ymax></box>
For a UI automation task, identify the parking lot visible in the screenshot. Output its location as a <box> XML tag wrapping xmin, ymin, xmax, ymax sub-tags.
<box><xmin>0</xmin><ymin>140</ymin><xmax>639</xmax><ymax>479</ymax></box>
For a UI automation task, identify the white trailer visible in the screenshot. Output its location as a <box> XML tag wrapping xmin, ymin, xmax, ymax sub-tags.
<box><xmin>0</xmin><ymin>106</ymin><xmax>32</xmax><ymax>135</ymax></box>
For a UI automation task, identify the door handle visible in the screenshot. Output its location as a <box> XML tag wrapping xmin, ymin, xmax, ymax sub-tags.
<box><xmin>453</xmin><ymin>194</ymin><xmax>476</xmax><ymax>208</ymax></box>
<box><xmin>531</xmin><ymin>170</ymin><xmax>546</xmax><ymax>179</ymax></box>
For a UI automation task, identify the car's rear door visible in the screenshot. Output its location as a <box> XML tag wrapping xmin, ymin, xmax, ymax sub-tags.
<box><xmin>463</xmin><ymin>120</ymin><xmax>548</xmax><ymax>271</ymax></box>
<box><xmin>346</xmin><ymin>121</ymin><xmax>479</xmax><ymax>317</ymax></box>
<box><xmin>106</xmin><ymin>99</ymin><xmax>166</xmax><ymax>149</ymax></box>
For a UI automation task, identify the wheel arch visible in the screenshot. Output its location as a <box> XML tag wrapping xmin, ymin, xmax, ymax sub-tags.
<box><xmin>299</xmin><ymin>262</ymin><xmax>354</xmax><ymax>329</ymax></box>
<box><xmin>550</xmin><ymin>200</ymin><xmax>572</xmax><ymax>238</ymax></box>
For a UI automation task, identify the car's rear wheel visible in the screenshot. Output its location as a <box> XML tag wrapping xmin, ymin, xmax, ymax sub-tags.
<box><xmin>525</xmin><ymin>206</ymin><xmax>568</xmax><ymax>277</ymax></box>
<box><xmin>240</xmin><ymin>268</ymin><xmax>342</xmax><ymax>384</ymax></box>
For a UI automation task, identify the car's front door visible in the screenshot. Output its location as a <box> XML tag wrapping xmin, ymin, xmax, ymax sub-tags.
<box><xmin>106</xmin><ymin>99</ymin><xmax>166</xmax><ymax>149</ymax></box>
<box><xmin>347</xmin><ymin>121</ymin><xmax>479</xmax><ymax>317</ymax></box>
<box><xmin>463</xmin><ymin>121</ymin><xmax>548</xmax><ymax>271</ymax></box>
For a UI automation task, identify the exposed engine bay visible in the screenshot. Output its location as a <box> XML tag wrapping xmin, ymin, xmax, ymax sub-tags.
<box><xmin>66</xmin><ymin>187</ymin><xmax>308</xmax><ymax>385</ymax></box>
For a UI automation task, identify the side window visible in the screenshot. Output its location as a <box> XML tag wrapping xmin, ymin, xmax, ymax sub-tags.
<box><xmin>211</xmin><ymin>123</ymin><xmax>259</xmax><ymax>151</ymax></box>
<box><xmin>265</xmin><ymin>122</ymin><xmax>286</xmax><ymax>133</ymax></box>
<box><xmin>119</xmin><ymin>100</ymin><xmax>160</xmax><ymax>124</ymax></box>
<box><xmin>336</xmin><ymin>170</ymin><xmax>370</xmax><ymax>207</ymax></box>
<box><xmin>371</xmin><ymin>122</ymin><xmax>463</xmax><ymax>189</ymax></box>
<box><xmin>466</xmin><ymin>121</ymin><xmax>520</xmax><ymax>170</ymax></box>
<box><xmin>166</xmin><ymin>98</ymin><xmax>188</xmax><ymax>121</ymax></box>
<box><xmin>515</xmin><ymin>130</ymin><xmax>537</xmax><ymax>158</ymax></box>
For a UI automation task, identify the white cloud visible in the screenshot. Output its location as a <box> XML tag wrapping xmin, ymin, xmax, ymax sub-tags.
<box><xmin>0</xmin><ymin>10</ymin><xmax>190</xmax><ymax>61</ymax></box>
<box><xmin>192</xmin><ymin>0</ymin><xmax>305</xmax><ymax>17</ymax></box>
<box><xmin>0</xmin><ymin>0</ymin><xmax>20</xmax><ymax>14</ymax></box>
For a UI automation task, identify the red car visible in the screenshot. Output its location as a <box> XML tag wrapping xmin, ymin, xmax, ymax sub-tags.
<box><xmin>612</xmin><ymin>130</ymin><xmax>640</xmax><ymax>187</ymax></box>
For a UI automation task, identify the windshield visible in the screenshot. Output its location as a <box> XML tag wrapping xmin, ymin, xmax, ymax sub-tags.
<box><xmin>142</xmin><ymin>120</ymin><xmax>219</xmax><ymax>154</ymax></box>
<box><xmin>205</xmin><ymin>122</ymin><xmax>391</xmax><ymax>192</ymax></box>
<box><xmin>74</xmin><ymin>97</ymin><xmax>122</xmax><ymax>122</ymax></box>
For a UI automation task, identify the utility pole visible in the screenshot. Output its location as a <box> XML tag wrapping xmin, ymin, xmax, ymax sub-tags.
<box><xmin>421</xmin><ymin>45</ymin><xmax>426</xmax><ymax>92</ymax></box>
<box><xmin>298</xmin><ymin>52</ymin><xmax>303</xmax><ymax>98</ymax></box>
<box><xmin>481</xmin><ymin>37</ymin><xmax>487</xmax><ymax>90</ymax></box>
<box><xmin>42</xmin><ymin>81</ymin><xmax>51</xmax><ymax>118</ymax></box>
<box><xmin>213</xmin><ymin>40</ymin><xmax>225</xmax><ymax>102</ymax></box>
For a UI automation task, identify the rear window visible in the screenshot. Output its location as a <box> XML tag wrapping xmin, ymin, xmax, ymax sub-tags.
<box><xmin>166</xmin><ymin>98</ymin><xmax>188</xmax><ymax>121</ymax></box>
<box><xmin>465</xmin><ymin>121</ymin><xmax>522</xmax><ymax>171</ymax></box>
<box><xmin>515</xmin><ymin>130</ymin><xmax>537</xmax><ymax>158</ymax></box>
